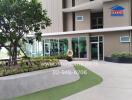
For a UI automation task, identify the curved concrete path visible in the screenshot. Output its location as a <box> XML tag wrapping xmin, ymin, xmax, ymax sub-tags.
<box><xmin>63</xmin><ymin>61</ymin><xmax>132</xmax><ymax>100</ymax></box>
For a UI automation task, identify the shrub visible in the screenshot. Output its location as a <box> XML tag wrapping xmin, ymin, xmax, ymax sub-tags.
<box><xmin>66</xmin><ymin>56</ymin><xmax>72</xmax><ymax>61</ymax></box>
<box><xmin>27</xmin><ymin>53</ymin><xmax>73</xmax><ymax>61</ymax></box>
<box><xmin>111</xmin><ymin>52</ymin><xmax>132</xmax><ymax>58</ymax></box>
<box><xmin>0</xmin><ymin>58</ymin><xmax>60</xmax><ymax>77</ymax></box>
<box><xmin>39</xmin><ymin>53</ymin><xmax>69</xmax><ymax>60</ymax></box>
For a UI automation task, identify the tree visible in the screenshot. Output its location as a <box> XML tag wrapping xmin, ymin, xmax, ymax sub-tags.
<box><xmin>0</xmin><ymin>0</ymin><xmax>51</xmax><ymax>66</ymax></box>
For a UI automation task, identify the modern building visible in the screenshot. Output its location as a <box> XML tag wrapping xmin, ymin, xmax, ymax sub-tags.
<box><xmin>26</xmin><ymin>0</ymin><xmax>132</xmax><ymax>61</ymax></box>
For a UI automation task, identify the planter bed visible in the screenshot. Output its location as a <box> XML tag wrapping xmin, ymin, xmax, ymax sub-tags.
<box><xmin>0</xmin><ymin>59</ymin><xmax>60</xmax><ymax>77</ymax></box>
<box><xmin>105</xmin><ymin>57</ymin><xmax>132</xmax><ymax>63</ymax></box>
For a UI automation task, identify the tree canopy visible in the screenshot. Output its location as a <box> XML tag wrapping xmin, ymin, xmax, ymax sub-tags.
<box><xmin>0</xmin><ymin>0</ymin><xmax>51</xmax><ymax>65</ymax></box>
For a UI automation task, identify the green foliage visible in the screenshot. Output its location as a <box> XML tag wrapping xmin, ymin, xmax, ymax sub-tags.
<box><xmin>111</xmin><ymin>52</ymin><xmax>132</xmax><ymax>58</ymax></box>
<box><xmin>0</xmin><ymin>58</ymin><xmax>60</xmax><ymax>77</ymax></box>
<box><xmin>42</xmin><ymin>53</ymin><xmax>73</xmax><ymax>61</ymax></box>
<box><xmin>51</xmin><ymin>54</ymin><xmax>67</xmax><ymax>59</ymax></box>
<box><xmin>0</xmin><ymin>0</ymin><xmax>51</xmax><ymax>40</ymax></box>
<box><xmin>0</xmin><ymin>0</ymin><xmax>51</xmax><ymax>65</ymax></box>
<box><xmin>29</xmin><ymin>54</ymin><xmax>68</xmax><ymax>60</ymax></box>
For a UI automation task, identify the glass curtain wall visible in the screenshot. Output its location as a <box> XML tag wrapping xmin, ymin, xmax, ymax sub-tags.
<box><xmin>25</xmin><ymin>37</ymin><xmax>88</xmax><ymax>58</ymax></box>
<box><xmin>72</xmin><ymin>38</ymin><xmax>79</xmax><ymax>58</ymax></box>
<box><xmin>25</xmin><ymin>39</ymin><xmax>43</xmax><ymax>57</ymax></box>
<box><xmin>50</xmin><ymin>39</ymin><xmax>59</xmax><ymax>56</ymax></box>
<box><xmin>43</xmin><ymin>39</ymin><xmax>50</xmax><ymax>56</ymax></box>
<box><xmin>43</xmin><ymin>38</ymin><xmax>68</xmax><ymax>56</ymax></box>
<box><xmin>72</xmin><ymin>37</ymin><xmax>87</xmax><ymax>58</ymax></box>
<box><xmin>79</xmin><ymin>37</ymin><xmax>87</xmax><ymax>58</ymax></box>
<box><xmin>59</xmin><ymin>39</ymin><xmax>68</xmax><ymax>54</ymax></box>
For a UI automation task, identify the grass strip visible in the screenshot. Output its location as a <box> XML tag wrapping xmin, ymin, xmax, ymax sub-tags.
<box><xmin>15</xmin><ymin>64</ymin><xmax>102</xmax><ymax>100</ymax></box>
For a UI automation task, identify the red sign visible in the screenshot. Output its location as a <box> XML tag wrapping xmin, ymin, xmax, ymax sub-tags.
<box><xmin>111</xmin><ymin>10</ymin><xmax>123</xmax><ymax>15</ymax></box>
<box><xmin>111</xmin><ymin>5</ymin><xmax>125</xmax><ymax>16</ymax></box>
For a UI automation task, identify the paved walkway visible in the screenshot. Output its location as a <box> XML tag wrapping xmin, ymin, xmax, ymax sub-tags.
<box><xmin>63</xmin><ymin>61</ymin><xmax>132</xmax><ymax>100</ymax></box>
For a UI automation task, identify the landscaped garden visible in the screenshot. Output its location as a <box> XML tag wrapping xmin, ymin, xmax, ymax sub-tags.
<box><xmin>14</xmin><ymin>64</ymin><xmax>102</xmax><ymax>100</ymax></box>
<box><xmin>0</xmin><ymin>57</ymin><xmax>60</xmax><ymax>77</ymax></box>
<box><xmin>0</xmin><ymin>52</ymin><xmax>73</xmax><ymax>77</ymax></box>
<box><xmin>0</xmin><ymin>0</ymin><xmax>52</xmax><ymax>76</ymax></box>
<box><xmin>0</xmin><ymin>0</ymin><xmax>74</xmax><ymax>77</ymax></box>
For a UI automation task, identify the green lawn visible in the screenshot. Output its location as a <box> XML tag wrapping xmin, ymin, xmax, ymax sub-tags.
<box><xmin>14</xmin><ymin>64</ymin><xmax>102</xmax><ymax>100</ymax></box>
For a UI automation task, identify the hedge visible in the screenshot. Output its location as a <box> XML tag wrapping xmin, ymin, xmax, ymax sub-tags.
<box><xmin>0</xmin><ymin>58</ymin><xmax>60</xmax><ymax>77</ymax></box>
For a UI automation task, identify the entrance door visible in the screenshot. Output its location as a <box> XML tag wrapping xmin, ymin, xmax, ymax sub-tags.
<box><xmin>44</xmin><ymin>43</ymin><xmax>50</xmax><ymax>56</ymax></box>
<box><xmin>90</xmin><ymin>36</ymin><xmax>104</xmax><ymax>60</ymax></box>
<box><xmin>99</xmin><ymin>42</ymin><xmax>103</xmax><ymax>60</ymax></box>
<box><xmin>91</xmin><ymin>43</ymin><xmax>98</xmax><ymax>60</ymax></box>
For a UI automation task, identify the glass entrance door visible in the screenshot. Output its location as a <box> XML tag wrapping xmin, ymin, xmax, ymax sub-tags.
<box><xmin>91</xmin><ymin>43</ymin><xmax>98</xmax><ymax>60</ymax></box>
<box><xmin>72</xmin><ymin>37</ymin><xmax>87</xmax><ymax>58</ymax></box>
<box><xmin>99</xmin><ymin>42</ymin><xmax>103</xmax><ymax>60</ymax></box>
<box><xmin>90</xmin><ymin>36</ymin><xmax>104</xmax><ymax>60</ymax></box>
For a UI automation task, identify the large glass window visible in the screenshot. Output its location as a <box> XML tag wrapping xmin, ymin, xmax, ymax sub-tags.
<box><xmin>79</xmin><ymin>37</ymin><xmax>87</xmax><ymax>58</ymax></box>
<box><xmin>59</xmin><ymin>39</ymin><xmax>68</xmax><ymax>54</ymax></box>
<box><xmin>25</xmin><ymin>39</ymin><xmax>43</xmax><ymax>57</ymax></box>
<box><xmin>26</xmin><ymin>38</ymin><xmax>68</xmax><ymax>57</ymax></box>
<box><xmin>37</xmin><ymin>42</ymin><xmax>43</xmax><ymax>56</ymax></box>
<box><xmin>72</xmin><ymin>38</ymin><xmax>79</xmax><ymax>58</ymax></box>
<box><xmin>25</xmin><ymin>43</ymin><xmax>32</xmax><ymax>56</ymax></box>
<box><xmin>91</xmin><ymin>12</ymin><xmax>103</xmax><ymax>29</ymax></box>
<box><xmin>50</xmin><ymin>39</ymin><xmax>59</xmax><ymax>56</ymax></box>
<box><xmin>72</xmin><ymin>37</ymin><xmax>87</xmax><ymax>58</ymax></box>
<box><xmin>44</xmin><ymin>39</ymin><xmax>50</xmax><ymax>56</ymax></box>
<box><xmin>43</xmin><ymin>38</ymin><xmax>68</xmax><ymax>56</ymax></box>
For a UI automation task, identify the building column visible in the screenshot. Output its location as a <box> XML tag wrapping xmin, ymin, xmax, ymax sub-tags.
<box><xmin>68</xmin><ymin>37</ymin><xmax>72</xmax><ymax>50</ymax></box>
<box><xmin>87</xmin><ymin>34</ymin><xmax>91</xmax><ymax>61</ymax></box>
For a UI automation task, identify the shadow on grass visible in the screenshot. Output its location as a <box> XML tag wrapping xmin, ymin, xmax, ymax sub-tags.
<box><xmin>14</xmin><ymin>64</ymin><xmax>103</xmax><ymax>100</ymax></box>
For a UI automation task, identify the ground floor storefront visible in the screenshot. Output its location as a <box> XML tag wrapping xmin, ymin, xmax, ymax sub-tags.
<box><xmin>26</xmin><ymin>30</ymin><xmax>132</xmax><ymax>61</ymax></box>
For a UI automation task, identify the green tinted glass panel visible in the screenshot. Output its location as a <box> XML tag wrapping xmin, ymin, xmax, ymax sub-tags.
<box><xmin>90</xmin><ymin>37</ymin><xmax>98</xmax><ymax>42</ymax></box>
<box><xmin>91</xmin><ymin>43</ymin><xmax>98</xmax><ymax>60</ymax></box>
<box><xmin>50</xmin><ymin>39</ymin><xmax>58</xmax><ymax>56</ymax></box>
<box><xmin>59</xmin><ymin>39</ymin><xmax>68</xmax><ymax>54</ymax></box>
<box><xmin>72</xmin><ymin>38</ymin><xmax>79</xmax><ymax>57</ymax></box>
<box><xmin>79</xmin><ymin>37</ymin><xmax>87</xmax><ymax>58</ymax></box>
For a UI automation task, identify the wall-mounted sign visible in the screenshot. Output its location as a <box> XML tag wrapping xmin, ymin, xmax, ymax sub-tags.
<box><xmin>111</xmin><ymin>5</ymin><xmax>125</xmax><ymax>16</ymax></box>
<box><xmin>120</xmin><ymin>36</ymin><xmax>130</xmax><ymax>43</ymax></box>
<box><xmin>76</xmin><ymin>16</ymin><xmax>84</xmax><ymax>21</ymax></box>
